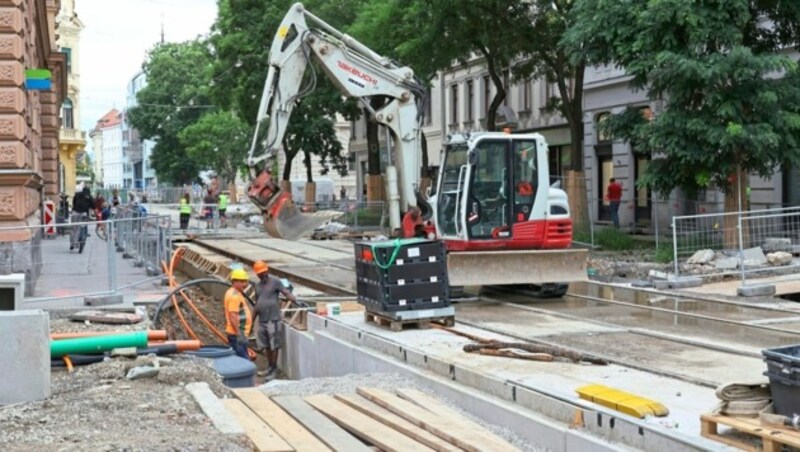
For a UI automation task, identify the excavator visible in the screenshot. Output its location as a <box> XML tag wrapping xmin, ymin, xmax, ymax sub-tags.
<box><xmin>246</xmin><ymin>3</ymin><xmax>587</xmax><ymax>297</ymax></box>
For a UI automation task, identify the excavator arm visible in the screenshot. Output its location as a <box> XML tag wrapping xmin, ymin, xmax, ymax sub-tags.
<box><xmin>247</xmin><ymin>2</ymin><xmax>428</xmax><ymax>239</ymax></box>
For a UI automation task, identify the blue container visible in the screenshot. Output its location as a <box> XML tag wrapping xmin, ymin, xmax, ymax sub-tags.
<box><xmin>187</xmin><ymin>345</ymin><xmax>234</xmax><ymax>359</ymax></box>
<box><xmin>213</xmin><ymin>356</ymin><xmax>256</xmax><ymax>388</ymax></box>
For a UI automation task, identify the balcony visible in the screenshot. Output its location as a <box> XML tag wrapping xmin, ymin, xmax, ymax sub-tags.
<box><xmin>123</xmin><ymin>145</ymin><xmax>143</xmax><ymax>163</ymax></box>
<box><xmin>59</xmin><ymin>128</ymin><xmax>85</xmax><ymax>145</ymax></box>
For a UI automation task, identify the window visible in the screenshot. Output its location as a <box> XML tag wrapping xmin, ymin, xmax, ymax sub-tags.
<box><xmin>424</xmin><ymin>87</ymin><xmax>432</xmax><ymax>125</ymax></box>
<box><xmin>597</xmin><ymin>112</ymin><xmax>611</xmax><ymax>142</ymax></box>
<box><xmin>483</xmin><ymin>75</ymin><xmax>491</xmax><ymax>117</ymax></box>
<box><xmin>466</xmin><ymin>80</ymin><xmax>474</xmax><ymax>122</ymax></box>
<box><xmin>61</xmin><ymin>98</ymin><xmax>74</xmax><ymax>129</ymax></box>
<box><xmin>62</xmin><ymin>47</ymin><xmax>72</xmax><ymax>73</ymax></box>
<box><xmin>523</xmin><ymin>79</ymin><xmax>531</xmax><ymax>111</ymax></box>
<box><xmin>450</xmin><ymin>84</ymin><xmax>458</xmax><ymax>124</ymax></box>
<box><xmin>503</xmin><ymin>70</ymin><xmax>510</xmax><ymax>107</ymax></box>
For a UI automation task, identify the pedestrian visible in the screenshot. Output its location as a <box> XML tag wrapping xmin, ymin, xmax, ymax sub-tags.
<box><xmin>179</xmin><ymin>193</ymin><xmax>192</xmax><ymax>230</ymax></box>
<box><xmin>251</xmin><ymin>260</ymin><xmax>297</xmax><ymax>379</ymax></box>
<box><xmin>70</xmin><ymin>186</ymin><xmax>94</xmax><ymax>251</ymax></box>
<box><xmin>203</xmin><ymin>189</ymin><xmax>217</xmax><ymax>229</ymax></box>
<box><xmin>339</xmin><ymin>186</ymin><xmax>346</xmax><ymax>201</ymax></box>
<box><xmin>224</xmin><ymin>268</ymin><xmax>253</xmax><ymax>360</ymax></box>
<box><xmin>401</xmin><ymin>205</ymin><xmax>425</xmax><ymax>238</ymax></box>
<box><xmin>606</xmin><ymin>178</ymin><xmax>622</xmax><ymax>228</ymax></box>
<box><xmin>218</xmin><ymin>191</ymin><xmax>230</xmax><ymax>229</ymax></box>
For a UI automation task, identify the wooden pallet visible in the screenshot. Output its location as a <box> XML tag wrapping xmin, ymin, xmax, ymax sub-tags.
<box><xmin>701</xmin><ymin>413</ymin><xmax>800</xmax><ymax>452</ymax></box>
<box><xmin>364</xmin><ymin>311</ymin><xmax>455</xmax><ymax>332</ymax></box>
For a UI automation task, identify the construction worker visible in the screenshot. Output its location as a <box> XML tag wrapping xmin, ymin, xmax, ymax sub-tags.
<box><xmin>218</xmin><ymin>191</ymin><xmax>230</xmax><ymax>228</ymax></box>
<box><xmin>224</xmin><ymin>268</ymin><xmax>253</xmax><ymax>359</ymax></box>
<box><xmin>252</xmin><ymin>260</ymin><xmax>296</xmax><ymax>379</ymax></box>
<box><xmin>179</xmin><ymin>193</ymin><xmax>192</xmax><ymax>230</ymax></box>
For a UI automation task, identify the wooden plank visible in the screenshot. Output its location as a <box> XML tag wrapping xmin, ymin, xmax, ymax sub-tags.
<box><xmin>396</xmin><ymin>388</ymin><xmax>457</xmax><ymax>417</ymax></box>
<box><xmin>233</xmin><ymin>389</ymin><xmax>331</xmax><ymax>452</ymax></box>
<box><xmin>335</xmin><ymin>394</ymin><xmax>461</xmax><ymax>452</ymax></box>
<box><xmin>700</xmin><ymin>413</ymin><xmax>800</xmax><ymax>451</ymax></box>
<box><xmin>272</xmin><ymin>395</ymin><xmax>372</xmax><ymax>452</ymax></box>
<box><xmin>357</xmin><ymin>388</ymin><xmax>518</xmax><ymax>452</ymax></box>
<box><xmin>304</xmin><ymin>394</ymin><xmax>434</xmax><ymax>452</ymax></box>
<box><xmin>221</xmin><ymin>399</ymin><xmax>294</xmax><ymax>452</ymax></box>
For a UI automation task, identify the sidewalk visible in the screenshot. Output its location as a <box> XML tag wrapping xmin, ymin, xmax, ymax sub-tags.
<box><xmin>22</xmin><ymin>231</ymin><xmax>167</xmax><ymax>309</ymax></box>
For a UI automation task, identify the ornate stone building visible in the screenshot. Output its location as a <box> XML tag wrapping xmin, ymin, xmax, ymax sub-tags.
<box><xmin>55</xmin><ymin>0</ymin><xmax>83</xmax><ymax>196</ymax></box>
<box><xmin>0</xmin><ymin>0</ymin><xmax>66</xmax><ymax>294</ymax></box>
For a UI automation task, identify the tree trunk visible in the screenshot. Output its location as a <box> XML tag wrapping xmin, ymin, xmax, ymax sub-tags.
<box><xmin>303</xmin><ymin>149</ymin><xmax>313</xmax><ymax>183</ymax></box>
<box><xmin>419</xmin><ymin>131</ymin><xmax>432</xmax><ymax>196</ymax></box>
<box><xmin>281</xmin><ymin>137</ymin><xmax>294</xmax><ymax>182</ymax></box>
<box><xmin>723</xmin><ymin>167</ymin><xmax>749</xmax><ymax>250</ymax></box>
<box><xmin>304</xmin><ymin>181</ymin><xmax>316</xmax><ymax>211</ymax></box>
<box><xmin>483</xmin><ymin>51</ymin><xmax>506</xmax><ymax>132</ymax></box>
<box><xmin>228</xmin><ymin>182</ymin><xmax>237</xmax><ymax>204</ymax></box>
<box><xmin>366</xmin><ymin>99</ymin><xmax>386</xmax><ymax>201</ymax></box>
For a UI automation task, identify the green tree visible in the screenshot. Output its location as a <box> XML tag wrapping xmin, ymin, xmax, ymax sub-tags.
<box><xmin>178</xmin><ymin>110</ymin><xmax>252</xmax><ymax>190</ymax></box>
<box><xmin>569</xmin><ymin>0</ymin><xmax>800</xmax><ymax>245</ymax></box>
<box><xmin>127</xmin><ymin>41</ymin><xmax>213</xmax><ymax>185</ymax></box>
<box><xmin>76</xmin><ymin>152</ymin><xmax>94</xmax><ymax>184</ymax></box>
<box><xmin>212</xmin><ymin>0</ymin><xmax>359</xmax><ymax>186</ymax></box>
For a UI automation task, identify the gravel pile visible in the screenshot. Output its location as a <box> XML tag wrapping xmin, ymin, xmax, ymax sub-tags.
<box><xmin>261</xmin><ymin>373</ymin><xmax>543</xmax><ymax>452</ymax></box>
<box><xmin>0</xmin><ymin>356</ymin><xmax>245</xmax><ymax>451</ymax></box>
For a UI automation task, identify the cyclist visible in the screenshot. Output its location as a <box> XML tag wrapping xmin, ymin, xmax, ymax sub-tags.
<box><xmin>70</xmin><ymin>186</ymin><xmax>94</xmax><ymax>252</ymax></box>
<box><xmin>94</xmin><ymin>194</ymin><xmax>108</xmax><ymax>240</ymax></box>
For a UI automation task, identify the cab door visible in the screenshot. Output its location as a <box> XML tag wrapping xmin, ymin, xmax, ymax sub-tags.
<box><xmin>436</xmin><ymin>143</ymin><xmax>469</xmax><ymax>239</ymax></box>
<box><xmin>465</xmin><ymin>139</ymin><xmax>511</xmax><ymax>239</ymax></box>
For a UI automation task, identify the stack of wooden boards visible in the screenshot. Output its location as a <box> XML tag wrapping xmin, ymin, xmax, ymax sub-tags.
<box><xmin>224</xmin><ymin>387</ymin><xmax>520</xmax><ymax>452</ymax></box>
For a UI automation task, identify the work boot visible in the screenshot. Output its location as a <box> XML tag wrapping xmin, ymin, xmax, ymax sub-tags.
<box><xmin>266</xmin><ymin>365</ymin><xmax>278</xmax><ymax>380</ymax></box>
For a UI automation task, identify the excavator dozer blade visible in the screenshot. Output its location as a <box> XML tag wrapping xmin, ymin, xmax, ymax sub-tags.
<box><xmin>446</xmin><ymin>248</ymin><xmax>588</xmax><ymax>287</ymax></box>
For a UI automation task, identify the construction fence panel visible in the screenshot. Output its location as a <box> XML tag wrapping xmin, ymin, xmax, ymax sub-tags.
<box><xmin>671</xmin><ymin>206</ymin><xmax>800</xmax><ymax>282</ymax></box>
<box><xmin>0</xmin><ymin>213</ymin><xmax>172</xmax><ymax>309</ymax></box>
<box><xmin>740</xmin><ymin>210</ymin><xmax>800</xmax><ymax>286</ymax></box>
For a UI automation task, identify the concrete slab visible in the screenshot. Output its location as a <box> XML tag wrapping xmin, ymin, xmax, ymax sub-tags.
<box><xmin>185</xmin><ymin>382</ymin><xmax>245</xmax><ymax>434</ymax></box>
<box><xmin>84</xmin><ymin>294</ymin><xmax>124</xmax><ymax>306</ymax></box>
<box><xmin>738</xmin><ymin>284</ymin><xmax>776</xmax><ymax>297</ymax></box>
<box><xmin>0</xmin><ymin>310</ymin><xmax>50</xmax><ymax>405</ymax></box>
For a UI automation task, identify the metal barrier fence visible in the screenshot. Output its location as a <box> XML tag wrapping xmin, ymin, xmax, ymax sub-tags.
<box><xmin>0</xmin><ymin>212</ymin><xmax>172</xmax><ymax>308</ymax></box>
<box><xmin>672</xmin><ymin>206</ymin><xmax>800</xmax><ymax>284</ymax></box>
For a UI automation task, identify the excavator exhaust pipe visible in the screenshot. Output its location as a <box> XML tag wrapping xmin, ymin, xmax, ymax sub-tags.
<box><xmin>446</xmin><ymin>248</ymin><xmax>589</xmax><ymax>287</ymax></box>
<box><xmin>248</xmin><ymin>168</ymin><xmax>342</xmax><ymax>240</ymax></box>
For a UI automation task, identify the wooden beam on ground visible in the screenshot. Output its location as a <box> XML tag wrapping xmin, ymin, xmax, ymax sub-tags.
<box><xmin>304</xmin><ymin>394</ymin><xmax>435</xmax><ymax>452</ymax></box>
<box><xmin>335</xmin><ymin>394</ymin><xmax>461</xmax><ymax>452</ymax></box>
<box><xmin>221</xmin><ymin>399</ymin><xmax>294</xmax><ymax>452</ymax></box>
<box><xmin>272</xmin><ymin>395</ymin><xmax>372</xmax><ymax>452</ymax></box>
<box><xmin>233</xmin><ymin>389</ymin><xmax>332</xmax><ymax>452</ymax></box>
<box><xmin>357</xmin><ymin>388</ymin><xmax>518</xmax><ymax>452</ymax></box>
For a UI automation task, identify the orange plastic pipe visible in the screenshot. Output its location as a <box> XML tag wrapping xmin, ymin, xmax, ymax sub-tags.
<box><xmin>51</xmin><ymin>330</ymin><xmax>168</xmax><ymax>341</ymax></box>
<box><xmin>147</xmin><ymin>340</ymin><xmax>201</xmax><ymax>351</ymax></box>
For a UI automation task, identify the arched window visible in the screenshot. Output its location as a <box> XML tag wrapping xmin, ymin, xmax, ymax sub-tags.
<box><xmin>596</xmin><ymin>112</ymin><xmax>611</xmax><ymax>142</ymax></box>
<box><xmin>62</xmin><ymin>98</ymin><xmax>74</xmax><ymax>129</ymax></box>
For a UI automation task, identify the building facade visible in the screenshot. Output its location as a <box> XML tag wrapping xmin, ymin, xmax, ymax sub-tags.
<box><xmin>0</xmin><ymin>0</ymin><xmax>67</xmax><ymax>294</ymax></box>
<box><xmin>121</xmin><ymin>70</ymin><xmax>155</xmax><ymax>189</ymax></box>
<box><xmin>55</xmin><ymin>0</ymin><xmax>83</xmax><ymax>197</ymax></box>
<box><xmin>95</xmin><ymin>109</ymin><xmax>122</xmax><ymax>188</ymax></box>
<box><xmin>89</xmin><ymin>122</ymin><xmax>102</xmax><ymax>184</ymax></box>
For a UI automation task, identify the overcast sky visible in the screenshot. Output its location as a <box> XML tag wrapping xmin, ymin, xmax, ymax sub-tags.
<box><xmin>78</xmin><ymin>0</ymin><xmax>217</xmax><ymax>137</ymax></box>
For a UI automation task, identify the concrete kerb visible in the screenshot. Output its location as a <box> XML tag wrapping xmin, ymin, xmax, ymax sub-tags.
<box><xmin>184</xmin><ymin>382</ymin><xmax>244</xmax><ymax>435</ymax></box>
<box><xmin>0</xmin><ymin>310</ymin><xmax>50</xmax><ymax>406</ymax></box>
<box><xmin>299</xmin><ymin>313</ymin><xmax>729</xmax><ymax>451</ymax></box>
<box><xmin>737</xmin><ymin>284</ymin><xmax>776</xmax><ymax>297</ymax></box>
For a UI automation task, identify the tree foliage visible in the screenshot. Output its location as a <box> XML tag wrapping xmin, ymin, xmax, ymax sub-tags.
<box><xmin>127</xmin><ymin>41</ymin><xmax>212</xmax><ymax>185</ymax></box>
<box><xmin>178</xmin><ymin>110</ymin><xmax>252</xmax><ymax>186</ymax></box>
<box><xmin>212</xmin><ymin>0</ymin><xmax>360</xmax><ymax>181</ymax></box>
<box><xmin>569</xmin><ymin>0</ymin><xmax>800</xmax><ymax>197</ymax></box>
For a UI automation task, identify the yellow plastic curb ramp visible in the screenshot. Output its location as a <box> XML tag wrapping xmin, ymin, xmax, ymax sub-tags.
<box><xmin>576</xmin><ymin>384</ymin><xmax>669</xmax><ymax>418</ymax></box>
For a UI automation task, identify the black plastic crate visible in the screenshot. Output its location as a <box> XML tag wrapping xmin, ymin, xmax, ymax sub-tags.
<box><xmin>354</xmin><ymin>239</ymin><xmax>445</xmax><ymax>266</ymax></box>
<box><xmin>356</xmin><ymin>259</ymin><xmax>447</xmax><ymax>285</ymax></box>
<box><xmin>763</xmin><ymin>345</ymin><xmax>800</xmax><ymax>416</ymax></box>
<box><xmin>357</xmin><ymin>279</ymin><xmax>449</xmax><ymax>312</ymax></box>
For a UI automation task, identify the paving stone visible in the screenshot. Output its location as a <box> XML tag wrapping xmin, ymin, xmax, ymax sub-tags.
<box><xmin>126</xmin><ymin>366</ymin><xmax>160</xmax><ymax>380</ymax></box>
<box><xmin>742</xmin><ymin>247</ymin><xmax>767</xmax><ymax>265</ymax></box>
<box><xmin>687</xmin><ymin>249</ymin><xmax>714</xmax><ymax>265</ymax></box>
<box><xmin>737</xmin><ymin>284</ymin><xmax>776</xmax><ymax>297</ymax></box>
<box><xmin>715</xmin><ymin>257</ymin><xmax>739</xmax><ymax>270</ymax></box>
<box><xmin>762</xmin><ymin>237</ymin><xmax>792</xmax><ymax>253</ymax></box>
<box><xmin>669</xmin><ymin>277</ymin><xmax>703</xmax><ymax>289</ymax></box>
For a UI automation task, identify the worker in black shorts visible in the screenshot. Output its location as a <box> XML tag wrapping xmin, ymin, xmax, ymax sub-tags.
<box><xmin>252</xmin><ymin>260</ymin><xmax>297</xmax><ymax>379</ymax></box>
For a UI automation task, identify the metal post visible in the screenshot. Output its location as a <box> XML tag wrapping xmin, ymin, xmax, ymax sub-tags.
<box><xmin>107</xmin><ymin>220</ymin><xmax>117</xmax><ymax>293</ymax></box>
<box><xmin>739</xmin><ymin>214</ymin><xmax>746</xmax><ymax>287</ymax></box>
<box><xmin>672</xmin><ymin>216</ymin><xmax>679</xmax><ymax>278</ymax></box>
<box><xmin>654</xmin><ymin>196</ymin><xmax>660</xmax><ymax>251</ymax></box>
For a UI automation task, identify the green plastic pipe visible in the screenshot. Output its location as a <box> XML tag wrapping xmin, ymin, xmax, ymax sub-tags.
<box><xmin>50</xmin><ymin>331</ymin><xmax>148</xmax><ymax>358</ymax></box>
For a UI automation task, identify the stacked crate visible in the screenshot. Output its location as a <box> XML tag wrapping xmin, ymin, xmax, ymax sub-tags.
<box><xmin>354</xmin><ymin>239</ymin><xmax>450</xmax><ymax>313</ymax></box>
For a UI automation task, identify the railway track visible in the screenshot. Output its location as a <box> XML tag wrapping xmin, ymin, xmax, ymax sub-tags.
<box><xmin>183</xmin><ymin>237</ymin><xmax>800</xmax><ymax>387</ymax></box>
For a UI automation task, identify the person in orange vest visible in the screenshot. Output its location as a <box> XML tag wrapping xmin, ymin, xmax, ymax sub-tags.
<box><xmin>224</xmin><ymin>268</ymin><xmax>253</xmax><ymax>359</ymax></box>
<box><xmin>606</xmin><ymin>178</ymin><xmax>623</xmax><ymax>228</ymax></box>
<box><xmin>401</xmin><ymin>206</ymin><xmax>425</xmax><ymax>238</ymax></box>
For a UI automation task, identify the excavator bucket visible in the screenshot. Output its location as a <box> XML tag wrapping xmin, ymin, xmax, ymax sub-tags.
<box><xmin>248</xmin><ymin>169</ymin><xmax>341</xmax><ymax>240</ymax></box>
<box><xmin>446</xmin><ymin>248</ymin><xmax>589</xmax><ymax>287</ymax></box>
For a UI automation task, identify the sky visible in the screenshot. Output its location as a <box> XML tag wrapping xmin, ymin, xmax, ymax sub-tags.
<box><xmin>77</xmin><ymin>0</ymin><xmax>218</xmax><ymax>140</ymax></box>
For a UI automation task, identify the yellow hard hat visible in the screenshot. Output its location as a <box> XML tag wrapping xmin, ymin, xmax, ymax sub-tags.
<box><xmin>230</xmin><ymin>268</ymin><xmax>249</xmax><ymax>281</ymax></box>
